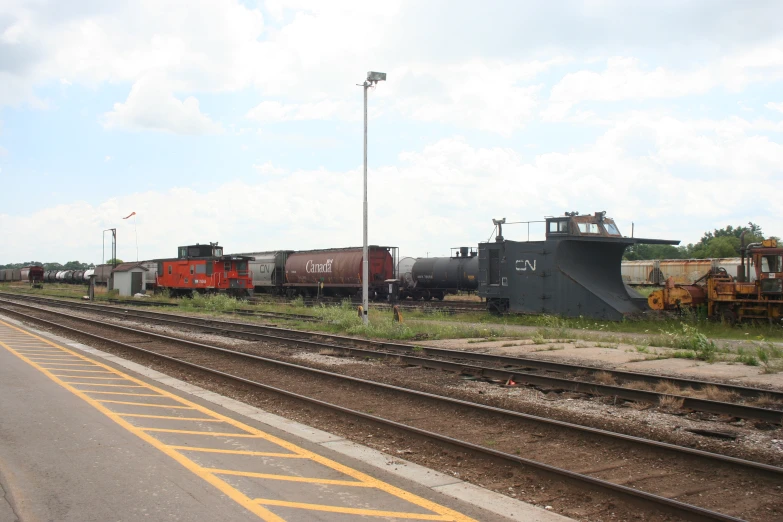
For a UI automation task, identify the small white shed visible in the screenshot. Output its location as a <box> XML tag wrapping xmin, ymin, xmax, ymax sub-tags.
<box><xmin>111</xmin><ymin>263</ymin><xmax>147</xmax><ymax>296</ymax></box>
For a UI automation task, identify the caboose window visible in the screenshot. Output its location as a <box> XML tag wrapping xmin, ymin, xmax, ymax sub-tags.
<box><xmin>190</xmin><ymin>265</ymin><xmax>195</xmax><ymax>275</ymax></box>
<box><xmin>195</xmin><ymin>265</ymin><xmax>206</xmax><ymax>274</ymax></box>
<box><xmin>168</xmin><ymin>265</ymin><xmax>172</xmax><ymax>275</ymax></box>
<box><xmin>214</xmin><ymin>247</ymin><xmax>223</xmax><ymax>256</ymax></box>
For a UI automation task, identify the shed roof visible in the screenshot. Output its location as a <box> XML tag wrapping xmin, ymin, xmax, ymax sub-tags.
<box><xmin>111</xmin><ymin>262</ymin><xmax>148</xmax><ymax>272</ymax></box>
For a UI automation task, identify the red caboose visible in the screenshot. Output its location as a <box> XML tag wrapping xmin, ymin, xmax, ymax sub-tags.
<box><xmin>155</xmin><ymin>243</ymin><xmax>254</xmax><ymax>297</ymax></box>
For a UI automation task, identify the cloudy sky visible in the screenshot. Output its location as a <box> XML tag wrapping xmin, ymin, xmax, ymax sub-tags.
<box><xmin>1</xmin><ymin>0</ymin><xmax>782</xmax><ymax>264</ymax></box>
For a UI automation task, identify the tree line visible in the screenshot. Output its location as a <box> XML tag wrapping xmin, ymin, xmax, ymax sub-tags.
<box><xmin>624</xmin><ymin>223</ymin><xmax>777</xmax><ymax>260</ymax></box>
<box><xmin>0</xmin><ymin>259</ymin><xmax>124</xmax><ymax>270</ymax></box>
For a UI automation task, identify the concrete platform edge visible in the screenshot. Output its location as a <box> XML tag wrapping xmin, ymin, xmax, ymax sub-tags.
<box><xmin>2</xmin><ymin>315</ymin><xmax>570</xmax><ymax>522</ymax></box>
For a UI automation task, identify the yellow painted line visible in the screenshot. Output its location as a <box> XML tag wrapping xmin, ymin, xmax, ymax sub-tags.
<box><xmin>43</xmin><ymin>368</ymin><xmax>113</xmax><ymax>373</ymax></box>
<box><xmin>254</xmin><ymin>499</ymin><xmax>451</xmax><ymax>520</ymax></box>
<box><xmin>82</xmin><ymin>391</ymin><xmax>164</xmax><ymax>397</ymax></box>
<box><xmin>37</xmin><ymin>363</ymin><xmax>103</xmax><ymax>367</ymax></box>
<box><xmin>94</xmin><ymin>400</ymin><xmax>195</xmax><ymax>409</ymax></box>
<box><xmin>119</xmin><ymin>414</ymin><xmax>224</xmax><ymax>422</ymax></box>
<box><xmin>168</xmin><ymin>446</ymin><xmax>307</xmax><ymax>458</ymax></box>
<box><xmin>140</xmin><ymin>428</ymin><xmax>263</xmax><ymax>438</ymax></box>
<box><xmin>68</xmin><ymin>383</ymin><xmax>145</xmax><ymax>387</ymax></box>
<box><xmin>52</xmin><ymin>375</ymin><xmax>131</xmax><ymax>380</ymax></box>
<box><xmin>208</xmin><ymin>468</ymin><xmax>371</xmax><ymax>487</ymax></box>
<box><xmin>0</xmin><ymin>320</ymin><xmax>475</xmax><ymax>522</ymax></box>
<box><xmin>0</xmin><ymin>322</ymin><xmax>285</xmax><ymax>522</ymax></box>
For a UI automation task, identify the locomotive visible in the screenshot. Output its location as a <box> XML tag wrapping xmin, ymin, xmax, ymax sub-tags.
<box><xmin>155</xmin><ymin>243</ymin><xmax>254</xmax><ymax>297</ymax></box>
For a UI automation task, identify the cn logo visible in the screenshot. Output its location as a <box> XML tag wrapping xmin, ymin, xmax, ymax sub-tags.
<box><xmin>515</xmin><ymin>259</ymin><xmax>536</xmax><ymax>272</ymax></box>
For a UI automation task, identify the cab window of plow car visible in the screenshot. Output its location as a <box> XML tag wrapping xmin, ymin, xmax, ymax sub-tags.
<box><xmin>549</xmin><ymin>220</ymin><xmax>568</xmax><ymax>234</ymax></box>
<box><xmin>603</xmin><ymin>222</ymin><xmax>621</xmax><ymax>236</ymax></box>
<box><xmin>578</xmin><ymin>223</ymin><xmax>600</xmax><ymax>234</ymax></box>
<box><xmin>761</xmin><ymin>255</ymin><xmax>782</xmax><ymax>273</ymax></box>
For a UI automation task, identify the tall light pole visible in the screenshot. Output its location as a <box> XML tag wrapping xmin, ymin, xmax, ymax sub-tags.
<box><xmin>359</xmin><ymin>71</ymin><xmax>386</xmax><ymax>325</ymax></box>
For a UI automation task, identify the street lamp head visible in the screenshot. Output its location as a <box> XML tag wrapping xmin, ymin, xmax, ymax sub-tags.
<box><xmin>366</xmin><ymin>71</ymin><xmax>386</xmax><ymax>83</ymax></box>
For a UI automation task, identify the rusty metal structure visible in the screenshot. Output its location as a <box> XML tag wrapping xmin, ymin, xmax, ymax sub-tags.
<box><xmin>478</xmin><ymin>212</ymin><xmax>679</xmax><ymax>320</ymax></box>
<box><xmin>649</xmin><ymin>238</ymin><xmax>783</xmax><ymax>323</ymax></box>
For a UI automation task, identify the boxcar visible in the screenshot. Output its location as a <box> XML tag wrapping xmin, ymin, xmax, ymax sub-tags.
<box><xmin>284</xmin><ymin>246</ymin><xmax>395</xmax><ymax>298</ymax></box>
<box><xmin>11</xmin><ymin>269</ymin><xmax>21</xmax><ymax>281</ymax></box>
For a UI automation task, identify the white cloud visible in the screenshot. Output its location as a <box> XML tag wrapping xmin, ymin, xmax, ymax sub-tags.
<box><xmin>104</xmin><ymin>155</ymin><xmax>111</xmax><ymax>162</ymax></box>
<box><xmin>246</xmin><ymin>99</ymin><xmax>350</xmax><ymax>123</ymax></box>
<box><xmin>766</xmin><ymin>102</ymin><xmax>783</xmax><ymax>114</ymax></box>
<box><xmin>103</xmin><ymin>77</ymin><xmax>223</xmax><ymax>135</ymax></box>
<box><xmin>545</xmin><ymin>44</ymin><xmax>783</xmax><ymax>119</ymax></box>
<box><xmin>3</xmin><ymin>114</ymin><xmax>781</xmax><ymax>263</ymax></box>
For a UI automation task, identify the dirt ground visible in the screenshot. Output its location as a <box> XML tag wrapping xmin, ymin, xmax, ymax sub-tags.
<box><xmin>418</xmin><ymin>336</ymin><xmax>783</xmax><ymax>390</ymax></box>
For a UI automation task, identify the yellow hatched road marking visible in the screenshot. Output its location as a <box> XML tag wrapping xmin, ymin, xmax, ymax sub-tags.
<box><xmin>36</xmin><ymin>361</ymin><xmax>100</xmax><ymax>365</ymax></box>
<box><xmin>95</xmin><ymin>400</ymin><xmax>195</xmax><ymax>409</ymax></box>
<box><xmin>83</xmin><ymin>391</ymin><xmax>163</xmax><ymax>397</ymax></box>
<box><xmin>44</xmin><ymin>369</ymin><xmax>113</xmax><ymax>373</ymax></box>
<box><xmin>208</xmin><ymin>468</ymin><xmax>372</xmax><ymax>487</ymax></box>
<box><xmin>69</xmin><ymin>383</ymin><xmax>145</xmax><ymax>387</ymax></box>
<box><xmin>54</xmin><ymin>375</ymin><xmax>132</xmax><ymax>380</ymax></box>
<box><xmin>0</xmin><ymin>322</ymin><xmax>285</xmax><ymax>522</ymax></box>
<box><xmin>254</xmin><ymin>499</ymin><xmax>452</xmax><ymax>520</ymax></box>
<box><xmin>0</xmin><ymin>320</ymin><xmax>475</xmax><ymax>522</ymax></box>
<box><xmin>119</xmin><ymin>414</ymin><xmax>224</xmax><ymax>422</ymax></box>
<box><xmin>140</xmin><ymin>428</ymin><xmax>263</xmax><ymax>437</ymax></box>
<box><xmin>168</xmin><ymin>446</ymin><xmax>307</xmax><ymax>458</ymax></box>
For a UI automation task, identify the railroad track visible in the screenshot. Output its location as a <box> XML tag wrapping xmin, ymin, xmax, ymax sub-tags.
<box><xmin>2</xmin><ymin>293</ymin><xmax>780</xmax><ymax>425</ymax></box>
<box><xmin>1</xmin><ymin>298</ymin><xmax>782</xmax><ymax>521</ymax></box>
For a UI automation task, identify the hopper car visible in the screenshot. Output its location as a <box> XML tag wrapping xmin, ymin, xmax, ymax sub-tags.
<box><xmin>284</xmin><ymin>246</ymin><xmax>396</xmax><ymax>299</ymax></box>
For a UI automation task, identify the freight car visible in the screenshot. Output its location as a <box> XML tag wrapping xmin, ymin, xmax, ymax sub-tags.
<box><xmin>237</xmin><ymin>251</ymin><xmax>292</xmax><ymax>295</ymax></box>
<box><xmin>284</xmin><ymin>246</ymin><xmax>396</xmax><ymax>299</ymax></box>
<box><xmin>155</xmin><ymin>243</ymin><xmax>254</xmax><ymax>297</ymax></box>
<box><xmin>478</xmin><ymin>212</ymin><xmax>679</xmax><ymax>320</ymax></box>
<box><xmin>20</xmin><ymin>266</ymin><xmax>44</xmax><ymax>285</ymax></box>
<box><xmin>621</xmin><ymin>258</ymin><xmax>746</xmax><ymax>285</ymax></box>
<box><xmin>399</xmin><ymin>247</ymin><xmax>479</xmax><ymax>300</ymax></box>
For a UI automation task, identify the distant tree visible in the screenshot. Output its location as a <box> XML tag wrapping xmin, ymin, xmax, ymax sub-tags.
<box><xmin>625</xmin><ymin>222</ymin><xmax>776</xmax><ymax>260</ymax></box>
<box><xmin>105</xmin><ymin>258</ymin><xmax>124</xmax><ymax>265</ymax></box>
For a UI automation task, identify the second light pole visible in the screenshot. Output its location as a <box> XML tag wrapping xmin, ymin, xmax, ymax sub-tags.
<box><xmin>360</xmin><ymin>71</ymin><xmax>386</xmax><ymax>325</ymax></box>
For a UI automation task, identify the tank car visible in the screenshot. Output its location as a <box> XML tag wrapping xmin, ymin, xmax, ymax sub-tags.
<box><xmin>401</xmin><ymin>247</ymin><xmax>479</xmax><ymax>300</ymax></box>
<box><xmin>140</xmin><ymin>261</ymin><xmax>158</xmax><ymax>290</ymax></box>
<box><xmin>155</xmin><ymin>243</ymin><xmax>254</xmax><ymax>297</ymax></box>
<box><xmin>83</xmin><ymin>269</ymin><xmax>95</xmax><ymax>282</ymax></box>
<box><xmin>284</xmin><ymin>246</ymin><xmax>395</xmax><ymax>299</ymax></box>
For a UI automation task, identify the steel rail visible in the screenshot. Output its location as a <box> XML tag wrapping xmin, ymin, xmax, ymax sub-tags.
<box><xmin>5</xmin><ymin>292</ymin><xmax>778</xmax><ymax>397</ymax></box>
<box><xmin>29</xmin><ymin>297</ymin><xmax>783</xmax><ymax>423</ymax></box>
<box><xmin>1</xmin><ymin>300</ymin><xmax>779</xmax><ymax>475</ymax></box>
<box><xmin>2</xmin><ymin>293</ymin><xmax>781</xmax><ymax>420</ymax></box>
<box><xmin>0</xmin><ymin>303</ymin><xmax>756</xmax><ymax>522</ymax></box>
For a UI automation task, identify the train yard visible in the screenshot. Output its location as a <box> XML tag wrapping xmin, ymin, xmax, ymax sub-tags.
<box><xmin>0</xmin><ymin>293</ymin><xmax>781</xmax><ymax>521</ymax></box>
